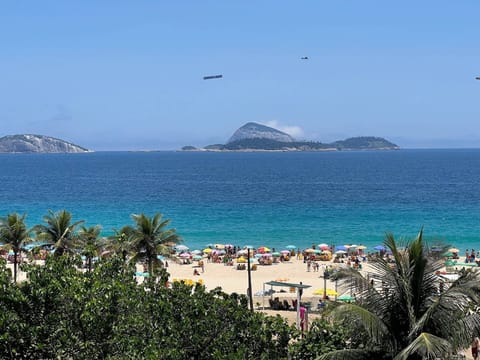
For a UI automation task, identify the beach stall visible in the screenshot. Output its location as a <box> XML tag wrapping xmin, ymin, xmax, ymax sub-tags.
<box><xmin>262</xmin><ymin>280</ymin><xmax>311</xmax><ymax>330</ymax></box>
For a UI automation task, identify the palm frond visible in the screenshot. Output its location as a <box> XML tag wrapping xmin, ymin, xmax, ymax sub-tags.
<box><xmin>394</xmin><ymin>332</ymin><xmax>452</xmax><ymax>360</ymax></box>
<box><xmin>318</xmin><ymin>348</ymin><xmax>378</xmax><ymax>360</ymax></box>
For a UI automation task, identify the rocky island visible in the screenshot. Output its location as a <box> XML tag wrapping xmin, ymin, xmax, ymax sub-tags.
<box><xmin>0</xmin><ymin>134</ymin><xmax>91</xmax><ymax>153</ymax></box>
<box><xmin>182</xmin><ymin>122</ymin><xmax>399</xmax><ymax>151</ymax></box>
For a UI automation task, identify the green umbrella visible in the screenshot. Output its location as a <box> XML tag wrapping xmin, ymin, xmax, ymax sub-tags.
<box><xmin>337</xmin><ymin>294</ymin><xmax>355</xmax><ymax>302</ymax></box>
<box><xmin>442</xmin><ymin>252</ymin><xmax>453</xmax><ymax>258</ymax></box>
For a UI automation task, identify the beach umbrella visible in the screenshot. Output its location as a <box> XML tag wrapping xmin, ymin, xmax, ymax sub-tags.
<box><xmin>337</xmin><ymin>294</ymin><xmax>355</xmax><ymax>302</ymax></box>
<box><xmin>374</xmin><ymin>245</ymin><xmax>386</xmax><ymax>251</ymax></box>
<box><xmin>448</xmin><ymin>248</ymin><xmax>460</xmax><ymax>253</ymax></box>
<box><xmin>313</xmin><ymin>289</ymin><xmax>338</xmax><ymax>296</ymax></box>
<box><xmin>305</xmin><ymin>248</ymin><xmax>316</xmax><ymax>253</ymax></box>
<box><xmin>203</xmin><ymin>248</ymin><xmax>212</xmax><ymax>253</ymax></box>
<box><xmin>349</xmin><ymin>244</ymin><xmax>358</xmax><ymax>248</ymax></box>
<box><xmin>237</xmin><ymin>249</ymin><xmax>248</xmax><ymax>255</ymax></box>
<box><xmin>191</xmin><ymin>249</ymin><xmax>202</xmax><ymax>255</ymax></box>
<box><xmin>179</xmin><ymin>252</ymin><xmax>191</xmax><ymax>258</ymax></box>
<box><xmin>285</xmin><ymin>245</ymin><xmax>296</xmax><ymax>250</ymax></box>
<box><xmin>193</xmin><ymin>255</ymin><xmax>203</xmax><ymax>261</ymax></box>
<box><xmin>215</xmin><ymin>244</ymin><xmax>225</xmax><ymax>249</ymax></box>
<box><xmin>237</xmin><ymin>257</ymin><xmax>247</xmax><ymax>263</ymax></box>
<box><xmin>357</xmin><ymin>245</ymin><xmax>367</xmax><ymax>250</ymax></box>
<box><xmin>318</xmin><ymin>243</ymin><xmax>329</xmax><ymax>250</ymax></box>
<box><xmin>257</xmin><ymin>246</ymin><xmax>270</xmax><ymax>254</ymax></box>
<box><xmin>262</xmin><ymin>253</ymin><xmax>273</xmax><ymax>257</ymax></box>
<box><xmin>272</xmin><ymin>252</ymin><xmax>281</xmax><ymax>257</ymax></box>
<box><xmin>254</xmin><ymin>253</ymin><xmax>263</xmax><ymax>258</ymax></box>
<box><xmin>212</xmin><ymin>249</ymin><xmax>225</xmax><ymax>255</ymax></box>
<box><xmin>280</xmin><ymin>250</ymin><xmax>290</xmax><ymax>254</ymax></box>
<box><xmin>335</xmin><ymin>250</ymin><xmax>347</xmax><ymax>255</ymax></box>
<box><xmin>335</xmin><ymin>245</ymin><xmax>347</xmax><ymax>252</ymax></box>
<box><xmin>175</xmin><ymin>245</ymin><xmax>189</xmax><ymax>251</ymax></box>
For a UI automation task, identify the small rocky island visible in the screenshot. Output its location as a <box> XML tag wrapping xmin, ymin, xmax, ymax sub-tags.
<box><xmin>182</xmin><ymin>122</ymin><xmax>399</xmax><ymax>151</ymax></box>
<box><xmin>0</xmin><ymin>134</ymin><xmax>91</xmax><ymax>153</ymax></box>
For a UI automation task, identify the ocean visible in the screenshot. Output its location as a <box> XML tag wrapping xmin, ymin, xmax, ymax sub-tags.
<box><xmin>1</xmin><ymin>149</ymin><xmax>480</xmax><ymax>252</ymax></box>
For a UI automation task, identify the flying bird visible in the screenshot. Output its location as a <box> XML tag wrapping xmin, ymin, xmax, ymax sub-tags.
<box><xmin>301</xmin><ymin>57</ymin><xmax>309</xmax><ymax>60</ymax></box>
<box><xmin>476</xmin><ymin>76</ymin><xmax>480</xmax><ymax>80</ymax></box>
<box><xmin>203</xmin><ymin>74</ymin><xmax>223</xmax><ymax>80</ymax></box>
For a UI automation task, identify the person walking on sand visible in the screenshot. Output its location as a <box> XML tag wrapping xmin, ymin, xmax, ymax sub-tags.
<box><xmin>472</xmin><ymin>336</ymin><xmax>479</xmax><ymax>360</ymax></box>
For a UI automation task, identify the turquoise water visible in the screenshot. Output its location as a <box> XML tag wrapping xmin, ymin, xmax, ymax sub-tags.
<box><xmin>1</xmin><ymin>149</ymin><xmax>480</xmax><ymax>252</ymax></box>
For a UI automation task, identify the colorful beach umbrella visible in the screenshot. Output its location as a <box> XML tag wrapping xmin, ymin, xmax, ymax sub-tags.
<box><xmin>257</xmin><ymin>246</ymin><xmax>270</xmax><ymax>253</ymax></box>
<box><xmin>448</xmin><ymin>248</ymin><xmax>460</xmax><ymax>253</ymax></box>
<box><xmin>285</xmin><ymin>245</ymin><xmax>296</xmax><ymax>250</ymax></box>
<box><xmin>318</xmin><ymin>243</ymin><xmax>329</xmax><ymax>250</ymax></box>
<box><xmin>313</xmin><ymin>289</ymin><xmax>338</xmax><ymax>296</ymax></box>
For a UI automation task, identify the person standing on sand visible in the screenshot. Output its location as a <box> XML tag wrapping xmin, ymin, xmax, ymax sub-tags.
<box><xmin>472</xmin><ymin>336</ymin><xmax>479</xmax><ymax>360</ymax></box>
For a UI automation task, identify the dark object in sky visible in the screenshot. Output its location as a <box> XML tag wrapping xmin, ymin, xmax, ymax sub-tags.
<box><xmin>301</xmin><ymin>56</ymin><xmax>309</xmax><ymax>60</ymax></box>
<box><xmin>203</xmin><ymin>74</ymin><xmax>223</xmax><ymax>80</ymax></box>
<box><xmin>476</xmin><ymin>76</ymin><xmax>480</xmax><ymax>80</ymax></box>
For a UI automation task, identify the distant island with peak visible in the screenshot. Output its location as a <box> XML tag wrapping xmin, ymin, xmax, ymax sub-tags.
<box><xmin>182</xmin><ymin>122</ymin><xmax>399</xmax><ymax>152</ymax></box>
<box><xmin>0</xmin><ymin>134</ymin><xmax>91</xmax><ymax>153</ymax></box>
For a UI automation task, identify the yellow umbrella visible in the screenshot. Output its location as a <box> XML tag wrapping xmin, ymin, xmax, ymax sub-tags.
<box><xmin>448</xmin><ymin>248</ymin><xmax>460</xmax><ymax>253</ymax></box>
<box><xmin>203</xmin><ymin>248</ymin><xmax>213</xmax><ymax>253</ymax></box>
<box><xmin>237</xmin><ymin>257</ymin><xmax>247</xmax><ymax>263</ymax></box>
<box><xmin>357</xmin><ymin>245</ymin><xmax>367</xmax><ymax>250</ymax></box>
<box><xmin>313</xmin><ymin>289</ymin><xmax>338</xmax><ymax>296</ymax></box>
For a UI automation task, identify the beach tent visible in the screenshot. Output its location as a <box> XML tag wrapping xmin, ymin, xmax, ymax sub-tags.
<box><xmin>262</xmin><ymin>280</ymin><xmax>311</xmax><ymax>330</ymax></box>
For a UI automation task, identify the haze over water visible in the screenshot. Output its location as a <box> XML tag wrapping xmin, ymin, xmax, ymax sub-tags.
<box><xmin>1</xmin><ymin>149</ymin><xmax>480</xmax><ymax>252</ymax></box>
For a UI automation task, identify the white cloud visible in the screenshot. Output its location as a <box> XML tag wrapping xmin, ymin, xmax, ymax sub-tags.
<box><xmin>263</xmin><ymin>120</ymin><xmax>304</xmax><ymax>139</ymax></box>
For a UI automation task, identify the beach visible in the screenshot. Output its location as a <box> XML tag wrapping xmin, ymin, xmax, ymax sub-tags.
<box><xmin>161</xmin><ymin>255</ymin><xmax>359</xmax><ymax>310</ymax></box>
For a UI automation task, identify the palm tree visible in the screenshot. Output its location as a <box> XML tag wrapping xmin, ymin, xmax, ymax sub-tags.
<box><xmin>124</xmin><ymin>213</ymin><xmax>180</xmax><ymax>276</ymax></box>
<box><xmin>77</xmin><ymin>225</ymin><xmax>102</xmax><ymax>272</ymax></box>
<box><xmin>34</xmin><ymin>210</ymin><xmax>84</xmax><ymax>256</ymax></box>
<box><xmin>0</xmin><ymin>213</ymin><xmax>31</xmax><ymax>282</ymax></box>
<box><xmin>320</xmin><ymin>230</ymin><xmax>480</xmax><ymax>360</ymax></box>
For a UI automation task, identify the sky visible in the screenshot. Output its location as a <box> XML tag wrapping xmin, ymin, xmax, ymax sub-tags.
<box><xmin>1</xmin><ymin>1</ymin><xmax>479</xmax><ymax>150</ymax></box>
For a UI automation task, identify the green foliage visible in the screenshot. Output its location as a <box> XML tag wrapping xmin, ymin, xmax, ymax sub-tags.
<box><xmin>0</xmin><ymin>256</ymin><xmax>294</xmax><ymax>359</ymax></box>
<box><xmin>289</xmin><ymin>318</ymin><xmax>350</xmax><ymax>360</ymax></box>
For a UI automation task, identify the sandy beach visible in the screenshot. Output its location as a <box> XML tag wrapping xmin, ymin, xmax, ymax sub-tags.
<box><xmin>162</xmin><ymin>255</ymin><xmax>357</xmax><ymax>310</ymax></box>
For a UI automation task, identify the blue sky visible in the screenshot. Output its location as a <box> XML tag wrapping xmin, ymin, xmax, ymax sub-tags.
<box><xmin>1</xmin><ymin>1</ymin><xmax>479</xmax><ymax>150</ymax></box>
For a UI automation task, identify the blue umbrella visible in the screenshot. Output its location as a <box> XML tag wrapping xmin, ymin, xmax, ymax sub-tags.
<box><xmin>335</xmin><ymin>245</ymin><xmax>348</xmax><ymax>251</ymax></box>
<box><xmin>374</xmin><ymin>245</ymin><xmax>386</xmax><ymax>251</ymax></box>
<box><xmin>286</xmin><ymin>245</ymin><xmax>296</xmax><ymax>250</ymax></box>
